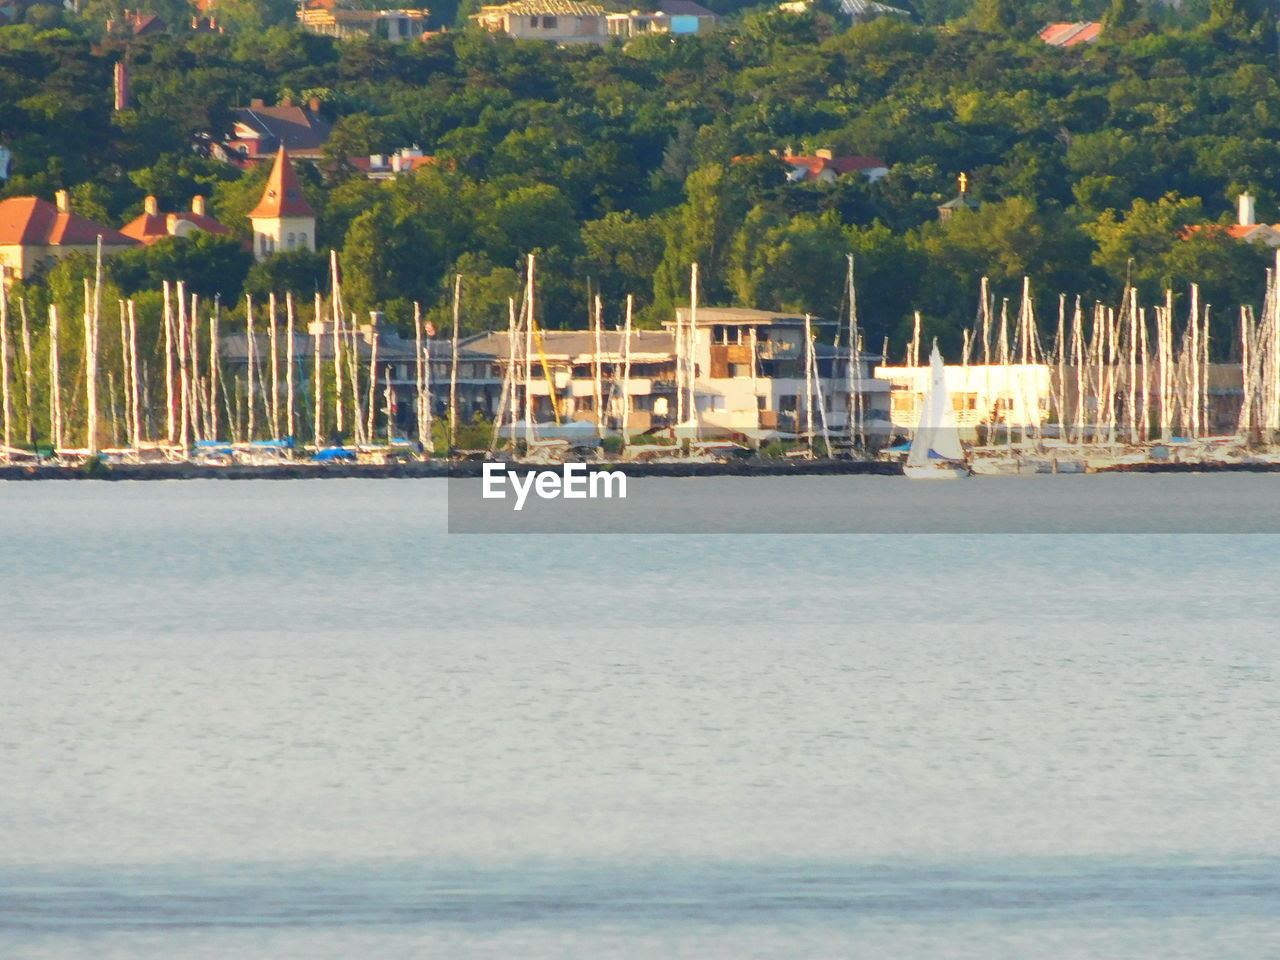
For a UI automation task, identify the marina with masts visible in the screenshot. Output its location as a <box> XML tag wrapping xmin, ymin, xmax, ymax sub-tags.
<box><xmin>5</xmin><ymin>237</ymin><xmax>1280</xmax><ymax>476</ymax></box>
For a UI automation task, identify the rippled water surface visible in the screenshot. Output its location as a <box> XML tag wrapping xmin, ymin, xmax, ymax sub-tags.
<box><xmin>1</xmin><ymin>478</ymin><xmax>1277</xmax><ymax>958</ymax></box>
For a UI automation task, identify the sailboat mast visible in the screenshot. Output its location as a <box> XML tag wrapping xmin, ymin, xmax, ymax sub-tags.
<box><xmin>0</xmin><ymin>289</ymin><xmax>10</xmax><ymax>458</ymax></box>
<box><xmin>450</xmin><ymin>272</ymin><xmax>462</xmax><ymax>452</ymax></box>
<box><xmin>269</xmin><ymin>293</ymin><xmax>281</xmax><ymax>440</ymax></box>
<box><xmin>313</xmin><ymin>293</ymin><xmax>324</xmax><ymax>448</ymax></box>
<box><xmin>414</xmin><ymin>301</ymin><xmax>429</xmax><ymax>452</ymax></box>
<box><xmin>803</xmin><ymin>312</ymin><xmax>815</xmax><ymax>452</ymax></box>
<box><xmin>49</xmin><ymin>305</ymin><xmax>63</xmax><ymax>451</ymax></box>
<box><xmin>189</xmin><ymin>294</ymin><xmax>203</xmax><ymax>443</ymax></box>
<box><xmin>128</xmin><ymin>300</ymin><xmax>141</xmax><ymax>450</ymax></box>
<box><xmin>688</xmin><ymin>261</ymin><xmax>699</xmax><ymax>443</ymax></box>
<box><xmin>285</xmin><ymin>293</ymin><xmax>295</xmax><ymax>444</ymax></box>
<box><xmin>162</xmin><ymin>281</ymin><xmax>175</xmax><ymax>443</ymax></box>
<box><xmin>524</xmin><ymin>257</ymin><xmax>536</xmax><ymax>447</ymax></box>
<box><xmin>621</xmin><ymin>294</ymin><xmax>633</xmax><ymax>451</ymax></box>
<box><xmin>592</xmin><ymin>295</ymin><xmax>603</xmax><ymax>439</ymax></box>
<box><xmin>330</xmin><ymin>254</ymin><xmax>344</xmax><ymax>439</ymax></box>
<box><xmin>86</xmin><ymin>243</ymin><xmax>102</xmax><ymax>457</ymax></box>
<box><xmin>118</xmin><ymin>302</ymin><xmax>132</xmax><ymax>449</ymax></box>
<box><xmin>245</xmin><ymin>295</ymin><xmax>256</xmax><ymax>442</ymax></box>
<box><xmin>176</xmin><ymin>281</ymin><xmax>189</xmax><ymax>456</ymax></box>
<box><xmin>366</xmin><ymin>313</ymin><xmax>379</xmax><ymax>444</ymax></box>
<box><xmin>209</xmin><ymin>297</ymin><xmax>221</xmax><ymax>442</ymax></box>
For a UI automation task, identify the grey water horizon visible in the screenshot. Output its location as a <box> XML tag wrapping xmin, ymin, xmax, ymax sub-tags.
<box><xmin>2</xmin><ymin>478</ymin><xmax>1278</xmax><ymax>957</ymax></box>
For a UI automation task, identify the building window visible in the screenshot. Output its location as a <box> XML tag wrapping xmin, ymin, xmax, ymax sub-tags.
<box><xmin>529</xmin><ymin>15</ymin><xmax>538</xmax><ymax>26</ymax></box>
<box><xmin>728</xmin><ymin>363</ymin><xmax>750</xmax><ymax>378</ymax></box>
<box><xmin>542</xmin><ymin>15</ymin><xmax>557</xmax><ymax>27</ymax></box>
<box><xmin>287</xmin><ymin>232</ymin><xmax>296</xmax><ymax>250</ymax></box>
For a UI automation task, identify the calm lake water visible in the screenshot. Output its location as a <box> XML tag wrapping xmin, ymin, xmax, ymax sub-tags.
<box><xmin>1</xmin><ymin>478</ymin><xmax>1278</xmax><ymax>958</ymax></box>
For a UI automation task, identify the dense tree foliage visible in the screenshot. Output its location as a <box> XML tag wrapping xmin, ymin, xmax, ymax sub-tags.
<box><xmin>0</xmin><ymin>0</ymin><xmax>1277</xmax><ymax>357</ymax></box>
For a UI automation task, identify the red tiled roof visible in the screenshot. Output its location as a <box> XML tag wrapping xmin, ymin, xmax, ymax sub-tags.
<box><xmin>248</xmin><ymin>148</ymin><xmax>316</xmax><ymax>220</ymax></box>
<box><xmin>1183</xmin><ymin>223</ymin><xmax>1280</xmax><ymax>241</ymax></box>
<box><xmin>0</xmin><ymin>197</ymin><xmax>138</xmax><ymax>248</ymax></box>
<box><xmin>119</xmin><ymin>211</ymin><xmax>230</xmax><ymax>245</ymax></box>
<box><xmin>781</xmin><ymin>154</ymin><xmax>887</xmax><ymax>180</ymax></box>
<box><xmin>1039</xmin><ymin>21</ymin><xmax>1101</xmax><ymax>46</ymax></box>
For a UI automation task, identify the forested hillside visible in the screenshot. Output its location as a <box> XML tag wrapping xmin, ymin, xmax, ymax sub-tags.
<box><xmin>0</xmin><ymin>0</ymin><xmax>1276</xmax><ymax>355</ymax></box>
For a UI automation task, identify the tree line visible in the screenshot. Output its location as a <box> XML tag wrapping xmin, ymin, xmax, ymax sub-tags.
<box><xmin>0</xmin><ymin>0</ymin><xmax>1277</xmax><ymax>359</ymax></box>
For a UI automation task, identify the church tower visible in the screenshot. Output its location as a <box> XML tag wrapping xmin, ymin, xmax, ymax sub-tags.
<box><xmin>248</xmin><ymin>147</ymin><xmax>316</xmax><ymax>262</ymax></box>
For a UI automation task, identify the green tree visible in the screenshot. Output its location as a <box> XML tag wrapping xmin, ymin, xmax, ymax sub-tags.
<box><xmin>245</xmin><ymin>248</ymin><xmax>330</xmax><ymax>299</ymax></box>
<box><xmin>110</xmin><ymin>232</ymin><xmax>254</xmax><ymax>302</ymax></box>
<box><xmin>579</xmin><ymin>211</ymin><xmax>664</xmax><ymax>314</ymax></box>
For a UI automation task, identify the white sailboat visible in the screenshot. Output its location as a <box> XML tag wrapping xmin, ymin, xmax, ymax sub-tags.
<box><xmin>905</xmin><ymin>341</ymin><xmax>970</xmax><ymax>479</ymax></box>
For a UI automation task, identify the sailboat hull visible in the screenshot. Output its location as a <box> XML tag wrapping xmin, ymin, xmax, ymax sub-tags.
<box><xmin>904</xmin><ymin>463</ymin><xmax>970</xmax><ymax>479</ymax></box>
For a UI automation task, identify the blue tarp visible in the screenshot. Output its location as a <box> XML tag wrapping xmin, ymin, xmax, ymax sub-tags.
<box><xmin>312</xmin><ymin>447</ymin><xmax>357</xmax><ymax>462</ymax></box>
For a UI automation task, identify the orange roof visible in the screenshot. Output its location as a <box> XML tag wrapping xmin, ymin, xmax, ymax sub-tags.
<box><xmin>781</xmin><ymin>154</ymin><xmax>886</xmax><ymax>179</ymax></box>
<box><xmin>120</xmin><ymin>211</ymin><xmax>230</xmax><ymax>245</ymax></box>
<box><xmin>248</xmin><ymin>148</ymin><xmax>315</xmax><ymax>220</ymax></box>
<box><xmin>1039</xmin><ymin>21</ymin><xmax>1101</xmax><ymax>46</ymax></box>
<box><xmin>0</xmin><ymin>196</ymin><xmax>137</xmax><ymax>248</ymax></box>
<box><xmin>1183</xmin><ymin>223</ymin><xmax>1280</xmax><ymax>241</ymax></box>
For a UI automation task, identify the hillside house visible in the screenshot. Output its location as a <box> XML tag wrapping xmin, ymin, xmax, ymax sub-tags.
<box><xmin>472</xmin><ymin>0</ymin><xmax>608</xmax><ymax>43</ymax></box>
<box><xmin>297</xmin><ymin>3</ymin><xmax>431</xmax><ymax>42</ymax></box>
<box><xmin>120</xmin><ymin>195</ymin><xmax>230</xmax><ymax>245</ymax></box>
<box><xmin>607</xmin><ymin>0</ymin><xmax>720</xmax><ymax>38</ymax></box>
<box><xmin>0</xmin><ymin>192</ymin><xmax>138</xmax><ymax>284</ymax></box>
<box><xmin>217</xmin><ymin>97</ymin><xmax>332</xmax><ymax>166</ymax></box>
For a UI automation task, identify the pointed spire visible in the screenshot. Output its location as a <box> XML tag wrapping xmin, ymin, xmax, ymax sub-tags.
<box><xmin>248</xmin><ymin>147</ymin><xmax>315</xmax><ymax>220</ymax></box>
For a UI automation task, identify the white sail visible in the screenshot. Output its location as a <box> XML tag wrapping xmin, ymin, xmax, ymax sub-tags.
<box><xmin>907</xmin><ymin>342</ymin><xmax>965</xmax><ymax>468</ymax></box>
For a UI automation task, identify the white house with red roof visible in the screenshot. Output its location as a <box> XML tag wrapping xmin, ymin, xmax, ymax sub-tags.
<box><xmin>120</xmin><ymin>195</ymin><xmax>230</xmax><ymax>246</ymax></box>
<box><xmin>349</xmin><ymin>147</ymin><xmax>442</xmax><ymax>180</ymax></box>
<box><xmin>248</xmin><ymin>148</ymin><xmax>317</xmax><ymax>261</ymax></box>
<box><xmin>0</xmin><ymin>191</ymin><xmax>138</xmax><ymax>284</ymax></box>
<box><xmin>780</xmin><ymin>149</ymin><xmax>888</xmax><ymax>184</ymax></box>
<box><xmin>1183</xmin><ymin>193</ymin><xmax>1280</xmax><ymax>248</ymax></box>
<box><xmin>219</xmin><ymin>97</ymin><xmax>333</xmax><ymax>167</ymax></box>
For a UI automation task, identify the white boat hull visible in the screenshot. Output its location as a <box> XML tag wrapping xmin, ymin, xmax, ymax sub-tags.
<box><xmin>904</xmin><ymin>463</ymin><xmax>970</xmax><ymax>479</ymax></box>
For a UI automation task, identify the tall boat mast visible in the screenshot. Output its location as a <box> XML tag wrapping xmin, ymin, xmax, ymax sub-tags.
<box><xmin>523</xmin><ymin>256</ymin><xmax>535</xmax><ymax>447</ymax></box>
<box><xmin>127</xmin><ymin>300</ymin><xmax>141</xmax><ymax>450</ymax></box>
<box><xmin>803</xmin><ymin>312</ymin><xmax>815</xmax><ymax>451</ymax></box>
<box><xmin>592</xmin><ymin>294</ymin><xmax>603</xmax><ymax>439</ymax></box>
<box><xmin>285</xmin><ymin>294</ymin><xmax>296</xmax><ymax>444</ymax></box>
<box><xmin>209</xmin><ymin>297</ymin><xmax>222</xmax><ymax>442</ymax></box>
<box><xmin>245</xmin><ymin>295</ymin><xmax>257</xmax><ymax>442</ymax></box>
<box><xmin>845</xmin><ymin>253</ymin><xmax>863</xmax><ymax>449</ymax></box>
<box><xmin>330</xmin><ymin>252</ymin><xmax>344</xmax><ymax>440</ymax></box>
<box><xmin>86</xmin><ymin>241</ymin><xmax>103</xmax><ymax>457</ymax></box>
<box><xmin>176</xmin><ymin>281</ymin><xmax>189</xmax><ymax>455</ymax></box>
<box><xmin>366</xmin><ymin>312</ymin><xmax>379</xmax><ymax>444</ymax></box>
<box><xmin>269</xmin><ymin>293</ymin><xmax>281</xmax><ymax>440</ymax></box>
<box><xmin>312</xmin><ymin>292</ymin><xmax>324</xmax><ymax>448</ymax></box>
<box><xmin>1</xmin><ymin>289</ymin><xmax>10</xmax><ymax>458</ymax></box>
<box><xmin>163</xmin><ymin>280</ymin><xmax>175</xmax><ymax>443</ymax></box>
<box><xmin>450</xmin><ymin>273</ymin><xmax>462</xmax><ymax>452</ymax></box>
<box><xmin>687</xmin><ymin>261</ymin><xmax>700</xmax><ymax>443</ymax></box>
<box><xmin>621</xmin><ymin>294</ymin><xmax>633</xmax><ymax>452</ymax></box>
<box><xmin>48</xmin><ymin>305</ymin><xmax>63</xmax><ymax>452</ymax></box>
